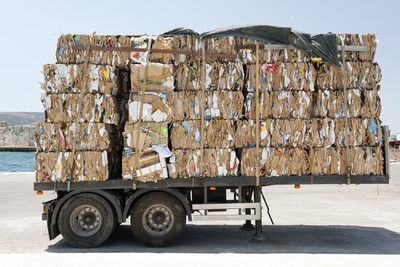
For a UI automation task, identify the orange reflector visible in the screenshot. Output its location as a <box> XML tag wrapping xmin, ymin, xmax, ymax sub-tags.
<box><xmin>36</xmin><ymin>191</ymin><xmax>43</xmax><ymax>195</ymax></box>
<box><xmin>294</xmin><ymin>184</ymin><xmax>300</xmax><ymax>189</ymax></box>
<box><xmin>209</xmin><ymin>187</ymin><xmax>216</xmax><ymax>191</ymax></box>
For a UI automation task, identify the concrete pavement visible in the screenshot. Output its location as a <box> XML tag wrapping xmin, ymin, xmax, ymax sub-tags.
<box><xmin>0</xmin><ymin>164</ymin><xmax>400</xmax><ymax>265</ymax></box>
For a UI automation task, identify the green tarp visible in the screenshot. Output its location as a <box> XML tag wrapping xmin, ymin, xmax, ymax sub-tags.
<box><xmin>162</xmin><ymin>24</ymin><xmax>339</xmax><ymax>66</ymax></box>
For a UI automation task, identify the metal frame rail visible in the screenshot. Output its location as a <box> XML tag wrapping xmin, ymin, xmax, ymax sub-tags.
<box><xmin>34</xmin><ymin>174</ymin><xmax>388</xmax><ymax>191</ymax></box>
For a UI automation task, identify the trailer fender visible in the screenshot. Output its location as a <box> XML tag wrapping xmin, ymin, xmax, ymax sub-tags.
<box><xmin>49</xmin><ymin>190</ymin><xmax>123</xmax><ymax>240</ymax></box>
<box><xmin>123</xmin><ymin>188</ymin><xmax>192</xmax><ymax>221</ymax></box>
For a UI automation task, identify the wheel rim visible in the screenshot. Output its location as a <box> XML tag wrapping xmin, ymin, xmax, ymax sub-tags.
<box><xmin>142</xmin><ymin>204</ymin><xmax>174</xmax><ymax>236</ymax></box>
<box><xmin>70</xmin><ymin>205</ymin><xmax>102</xmax><ymax>237</ymax></box>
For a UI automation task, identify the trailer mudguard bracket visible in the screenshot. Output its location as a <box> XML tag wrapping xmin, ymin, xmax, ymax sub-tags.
<box><xmin>123</xmin><ymin>188</ymin><xmax>192</xmax><ymax>221</ymax></box>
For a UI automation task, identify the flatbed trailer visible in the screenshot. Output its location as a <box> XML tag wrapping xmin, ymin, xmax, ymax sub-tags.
<box><xmin>34</xmin><ymin>26</ymin><xmax>390</xmax><ymax>247</ymax></box>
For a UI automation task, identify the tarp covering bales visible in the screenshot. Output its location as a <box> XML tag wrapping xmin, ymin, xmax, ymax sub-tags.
<box><xmin>163</xmin><ymin>24</ymin><xmax>339</xmax><ymax>66</ymax></box>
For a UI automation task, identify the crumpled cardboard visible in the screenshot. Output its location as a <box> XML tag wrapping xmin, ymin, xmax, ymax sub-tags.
<box><xmin>246</xmin><ymin>63</ymin><xmax>316</xmax><ymax>91</ymax></box>
<box><xmin>236</xmin><ymin>37</ymin><xmax>309</xmax><ymax>64</ymax></box>
<box><xmin>240</xmin><ymin>148</ymin><xmax>309</xmax><ymax>176</ymax></box>
<box><xmin>337</xmin><ymin>34</ymin><xmax>377</xmax><ymax>62</ymax></box>
<box><xmin>123</xmin><ymin>122</ymin><xmax>168</xmax><ymax>151</ymax></box>
<box><xmin>170</xmin><ymin>34</ymin><xmax>200</xmax><ymax>63</ymax></box>
<box><xmin>42</xmin><ymin>64</ymin><xmax>128</xmax><ymax>95</ymax></box>
<box><xmin>131</xmin><ymin>63</ymin><xmax>174</xmax><ymax>92</ymax></box>
<box><xmin>165</xmin><ymin>91</ymin><xmax>243</xmax><ymax>120</ymax></box>
<box><xmin>235</xmin><ymin>119</ymin><xmax>309</xmax><ymax>148</ymax></box>
<box><xmin>170</xmin><ymin>119</ymin><xmax>235</xmax><ymax>149</ymax></box>
<box><xmin>56</xmin><ymin>34</ymin><xmax>175</xmax><ymax>65</ymax></box>
<box><xmin>122</xmin><ymin>148</ymin><xmax>170</xmax><ymax>182</ymax></box>
<box><xmin>35</xmin><ymin>151</ymin><xmax>121</xmax><ymax>182</ymax></box>
<box><xmin>245</xmin><ymin>91</ymin><xmax>313</xmax><ymax>119</ymax></box>
<box><xmin>175</xmin><ymin>62</ymin><xmax>244</xmax><ymax>91</ymax></box>
<box><xmin>313</xmin><ymin>147</ymin><xmax>383</xmax><ymax>175</ymax></box>
<box><xmin>235</xmin><ymin>118</ymin><xmax>382</xmax><ymax>149</ymax></box>
<box><xmin>168</xmin><ymin>149</ymin><xmax>239</xmax><ymax>178</ymax></box>
<box><xmin>128</xmin><ymin>92</ymin><xmax>173</xmax><ymax>122</ymax></box>
<box><xmin>43</xmin><ymin>93</ymin><xmax>120</xmax><ymax>125</ymax></box>
<box><xmin>316</xmin><ymin>62</ymin><xmax>381</xmax><ymax>90</ymax></box>
<box><xmin>313</xmin><ymin>89</ymin><xmax>381</xmax><ymax>118</ymax></box>
<box><xmin>310</xmin><ymin>118</ymin><xmax>382</xmax><ymax>147</ymax></box>
<box><xmin>35</xmin><ymin>122</ymin><xmax>121</xmax><ymax>152</ymax></box>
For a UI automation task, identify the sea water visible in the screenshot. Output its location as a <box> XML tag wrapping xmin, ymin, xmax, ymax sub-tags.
<box><xmin>0</xmin><ymin>152</ymin><xmax>35</xmax><ymax>172</ymax></box>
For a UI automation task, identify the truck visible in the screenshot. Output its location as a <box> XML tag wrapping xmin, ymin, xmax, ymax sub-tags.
<box><xmin>34</xmin><ymin>25</ymin><xmax>390</xmax><ymax>247</ymax></box>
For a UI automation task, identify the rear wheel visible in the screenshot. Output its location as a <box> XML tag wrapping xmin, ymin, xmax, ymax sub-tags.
<box><xmin>130</xmin><ymin>192</ymin><xmax>186</xmax><ymax>247</ymax></box>
<box><xmin>58</xmin><ymin>193</ymin><xmax>115</xmax><ymax>247</ymax></box>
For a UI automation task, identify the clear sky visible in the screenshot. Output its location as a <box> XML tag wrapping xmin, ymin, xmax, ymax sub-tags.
<box><xmin>0</xmin><ymin>0</ymin><xmax>399</xmax><ymax>133</ymax></box>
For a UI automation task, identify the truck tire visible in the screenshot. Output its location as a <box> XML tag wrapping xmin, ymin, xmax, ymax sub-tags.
<box><xmin>130</xmin><ymin>192</ymin><xmax>186</xmax><ymax>247</ymax></box>
<box><xmin>58</xmin><ymin>193</ymin><xmax>115</xmax><ymax>247</ymax></box>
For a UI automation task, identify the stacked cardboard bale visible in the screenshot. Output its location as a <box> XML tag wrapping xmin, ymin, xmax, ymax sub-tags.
<box><xmin>45</xmin><ymin>32</ymin><xmax>384</xmax><ymax>183</ymax></box>
<box><xmin>239</xmin><ymin>33</ymin><xmax>383</xmax><ymax>176</ymax></box>
<box><xmin>35</xmin><ymin>60</ymin><xmax>127</xmax><ymax>182</ymax></box>
<box><xmin>123</xmin><ymin>57</ymin><xmax>242</xmax><ymax>180</ymax></box>
<box><xmin>168</xmin><ymin>58</ymin><xmax>243</xmax><ymax>178</ymax></box>
<box><xmin>122</xmin><ymin>63</ymin><xmax>173</xmax><ymax>182</ymax></box>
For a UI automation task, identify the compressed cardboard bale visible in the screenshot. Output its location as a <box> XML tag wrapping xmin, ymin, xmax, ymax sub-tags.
<box><xmin>128</xmin><ymin>92</ymin><xmax>173</xmax><ymax>122</ymax></box>
<box><xmin>245</xmin><ymin>91</ymin><xmax>312</xmax><ymax>119</ymax></box>
<box><xmin>235</xmin><ymin>120</ymin><xmax>271</xmax><ymax>148</ymax></box>
<box><xmin>334</xmin><ymin>118</ymin><xmax>382</xmax><ymax>147</ymax></box>
<box><xmin>123</xmin><ymin>122</ymin><xmax>168</xmax><ymax>151</ymax></box>
<box><xmin>240</xmin><ymin>148</ymin><xmax>309</xmax><ymax>176</ymax></box>
<box><xmin>316</xmin><ymin>62</ymin><xmax>381</xmax><ymax>90</ymax></box>
<box><xmin>260</xmin><ymin>49</ymin><xmax>309</xmax><ymax>64</ymax></box>
<box><xmin>337</xmin><ymin>34</ymin><xmax>377</xmax><ymax>62</ymax></box>
<box><xmin>35</xmin><ymin>151</ymin><xmax>120</xmax><ymax>182</ymax></box>
<box><xmin>313</xmin><ymin>90</ymin><xmax>344</xmax><ymax>118</ymax></box>
<box><xmin>42</xmin><ymin>64</ymin><xmax>127</xmax><ymax>95</ymax></box>
<box><xmin>170</xmin><ymin>34</ymin><xmax>199</xmax><ymax>63</ymax></box>
<box><xmin>313</xmin><ymin>147</ymin><xmax>383</xmax><ymax>175</ymax></box>
<box><xmin>170</xmin><ymin>119</ymin><xmax>235</xmax><ymax>149</ymax></box>
<box><xmin>168</xmin><ymin>149</ymin><xmax>239</xmax><ymax>178</ymax></box>
<box><xmin>43</xmin><ymin>94</ymin><xmax>120</xmax><ymax>125</ymax></box>
<box><xmin>122</xmin><ymin>150</ymin><xmax>168</xmax><ymax>182</ymax></box>
<box><xmin>175</xmin><ymin>62</ymin><xmax>244</xmax><ymax>91</ymax></box>
<box><xmin>235</xmin><ymin>119</ymin><xmax>309</xmax><ymax>148</ymax></box>
<box><xmin>166</xmin><ymin>91</ymin><xmax>243</xmax><ymax>120</ymax></box>
<box><xmin>309</xmin><ymin>119</ymin><xmax>337</xmax><ymax>148</ymax></box>
<box><xmin>56</xmin><ymin>34</ymin><xmax>174</xmax><ymax>65</ymax></box>
<box><xmin>246</xmin><ymin>63</ymin><xmax>316</xmax><ymax>91</ymax></box>
<box><xmin>203</xmin><ymin>36</ymin><xmax>238</xmax><ymax>57</ymax></box>
<box><xmin>150</xmin><ymin>36</ymin><xmax>173</xmax><ymax>63</ymax></box>
<box><xmin>34</xmin><ymin>123</ymin><xmax>121</xmax><ymax>152</ymax></box>
<box><xmin>313</xmin><ymin>89</ymin><xmax>381</xmax><ymax>118</ymax></box>
<box><xmin>236</xmin><ymin>37</ymin><xmax>309</xmax><ymax>64</ymax></box>
<box><xmin>56</xmin><ymin>34</ymin><xmax>132</xmax><ymax>65</ymax></box>
<box><xmin>131</xmin><ymin>63</ymin><xmax>174</xmax><ymax>92</ymax></box>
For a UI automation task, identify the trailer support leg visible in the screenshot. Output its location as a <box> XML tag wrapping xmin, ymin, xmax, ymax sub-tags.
<box><xmin>253</xmin><ymin>186</ymin><xmax>265</xmax><ymax>241</ymax></box>
<box><xmin>239</xmin><ymin>186</ymin><xmax>254</xmax><ymax>231</ymax></box>
<box><xmin>241</xmin><ymin>187</ymin><xmax>254</xmax><ymax>231</ymax></box>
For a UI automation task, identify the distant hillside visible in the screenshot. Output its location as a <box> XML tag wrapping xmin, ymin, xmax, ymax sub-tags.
<box><xmin>0</xmin><ymin>112</ymin><xmax>44</xmax><ymax>125</ymax></box>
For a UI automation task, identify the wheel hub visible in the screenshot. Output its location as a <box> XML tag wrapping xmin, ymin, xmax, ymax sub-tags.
<box><xmin>143</xmin><ymin>205</ymin><xmax>174</xmax><ymax>235</ymax></box>
<box><xmin>70</xmin><ymin>205</ymin><xmax>102</xmax><ymax>236</ymax></box>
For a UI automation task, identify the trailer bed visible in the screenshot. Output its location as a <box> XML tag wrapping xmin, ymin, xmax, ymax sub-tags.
<box><xmin>34</xmin><ymin>174</ymin><xmax>389</xmax><ymax>191</ymax></box>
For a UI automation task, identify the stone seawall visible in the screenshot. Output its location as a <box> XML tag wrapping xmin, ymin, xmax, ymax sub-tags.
<box><xmin>0</xmin><ymin>125</ymin><xmax>35</xmax><ymax>147</ymax></box>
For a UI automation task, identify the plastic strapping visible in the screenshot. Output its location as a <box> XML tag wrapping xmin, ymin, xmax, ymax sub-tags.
<box><xmin>255</xmin><ymin>41</ymin><xmax>260</xmax><ymax>187</ymax></box>
<box><xmin>199</xmin><ymin>43</ymin><xmax>206</xmax><ymax>177</ymax></box>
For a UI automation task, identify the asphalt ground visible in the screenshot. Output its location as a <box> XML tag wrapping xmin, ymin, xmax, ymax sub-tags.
<box><xmin>0</xmin><ymin>163</ymin><xmax>399</xmax><ymax>266</ymax></box>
